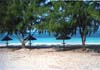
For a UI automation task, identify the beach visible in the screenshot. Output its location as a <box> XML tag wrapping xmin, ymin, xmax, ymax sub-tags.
<box><xmin>0</xmin><ymin>47</ymin><xmax>100</xmax><ymax>70</ymax></box>
<box><xmin>1</xmin><ymin>1</ymin><xmax>100</xmax><ymax>70</ymax></box>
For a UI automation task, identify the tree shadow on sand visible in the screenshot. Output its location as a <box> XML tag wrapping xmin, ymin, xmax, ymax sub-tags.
<box><xmin>53</xmin><ymin>45</ymin><xmax>100</xmax><ymax>53</ymax></box>
<box><xmin>1</xmin><ymin>45</ymin><xmax>100</xmax><ymax>53</ymax></box>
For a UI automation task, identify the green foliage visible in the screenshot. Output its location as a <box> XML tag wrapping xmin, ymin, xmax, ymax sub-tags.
<box><xmin>0</xmin><ymin>0</ymin><xmax>100</xmax><ymax>47</ymax></box>
<box><xmin>35</xmin><ymin>1</ymin><xmax>75</xmax><ymax>37</ymax></box>
<box><xmin>0</xmin><ymin>0</ymin><xmax>49</xmax><ymax>47</ymax></box>
<box><xmin>35</xmin><ymin>1</ymin><xmax>100</xmax><ymax>47</ymax></box>
<box><xmin>0</xmin><ymin>0</ymin><xmax>10</xmax><ymax>33</ymax></box>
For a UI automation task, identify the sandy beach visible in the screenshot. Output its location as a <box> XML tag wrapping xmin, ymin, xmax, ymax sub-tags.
<box><xmin>0</xmin><ymin>47</ymin><xmax>100</xmax><ymax>70</ymax></box>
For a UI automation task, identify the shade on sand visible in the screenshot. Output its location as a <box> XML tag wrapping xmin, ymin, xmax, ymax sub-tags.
<box><xmin>1</xmin><ymin>35</ymin><xmax>12</xmax><ymax>47</ymax></box>
<box><xmin>56</xmin><ymin>35</ymin><xmax>71</xmax><ymax>48</ymax></box>
<box><xmin>25</xmin><ymin>34</ymin><xmax>37</xmax><ymax>47</ymax></box>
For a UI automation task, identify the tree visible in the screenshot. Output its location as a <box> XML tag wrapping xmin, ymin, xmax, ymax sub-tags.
<box><xmin>35</xmin><ymin>1</ymin><xmax>75</xmax><ymax>36</ymax></box>
<box><xmin>35</xmin><ymin>1</ymin><xmax>100</xmax><ymax>50</ymax></box>
<box><xmin>0</xmin><ymin>0</ymin><xmax>10</xmax><ymax>33</ymax></box>
<box><xmin>1</xmin><ymin>0</ymin><xmax>47</xmax><ymax>48</ymax></box>
<box><xmin>70</xmin><ymin>1</ymin><xmax>99</xmax><ymax>50</ymax></box>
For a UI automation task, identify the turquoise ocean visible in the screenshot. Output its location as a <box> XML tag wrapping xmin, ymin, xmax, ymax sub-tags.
<box><xmin>0</xmin><ymin>29</ymin><xmax>100</xmax><ymax>45</ymax></box>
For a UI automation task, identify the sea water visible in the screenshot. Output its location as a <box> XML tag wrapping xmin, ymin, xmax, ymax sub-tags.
<box><xmin>0</xmin><ymin>31</ymin><xmax>100</xmax><ymax>46</ymax></box>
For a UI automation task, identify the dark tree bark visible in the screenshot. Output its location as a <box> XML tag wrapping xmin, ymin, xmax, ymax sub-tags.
<box><xmin>21</xmin><ymin>40</ymin><xmax>25</xmax><ymax>48</ymax></box>
<box><xmin>80</xmin><ymin>28</ymin><xmax>86</xmax><ymax>51</ymax></box>
<box><xmin>81</xmin><ymin>34</ymin><xmax>86</xmax><ymax>51</ymax></box>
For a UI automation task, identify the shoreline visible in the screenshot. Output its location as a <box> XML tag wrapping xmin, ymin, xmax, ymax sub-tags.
<box><xmin>0</xmin><ymin>42</ymin><xmax>100</xmax><ymax>47</ymax></box>
<box><xmin>0</xmin><ymin>43</ymin><xmax>100</xmax><ymax>52</ymax></box>
<box><xmin>0</xmin><ymin>43</ymin><xmax>100</xmax><ymax>48</ymax></box>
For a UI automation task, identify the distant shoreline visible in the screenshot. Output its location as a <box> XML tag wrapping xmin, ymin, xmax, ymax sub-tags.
<box><xmin>0</xmin><ymin>42</ymin><xmax>100</xmax><ymax>45</ymax></box>
<box><xmin>0</xmin><ymin>42</ymin><xmax>100</xmax><ymax>48</ymax></box>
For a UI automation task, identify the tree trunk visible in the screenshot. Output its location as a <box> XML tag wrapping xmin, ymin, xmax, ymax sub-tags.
<box><xmin>22</xmin><ymin>41</ymin><xmax>25</xmax><ymax>48</ymax></box>
<box><xmin>81</xmin><ymin>35</ymin><xmax>86</xmax><ymax>51</ymax></box>
<box><xmin>21</xmin><ymin>33</ymin><xmax>26</xmax><ymax>48</ymax></box>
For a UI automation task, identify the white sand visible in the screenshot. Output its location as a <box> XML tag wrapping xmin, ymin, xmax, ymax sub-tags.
<box><xmin>0</xmin><ymin>48</ymin><xmax>100</xmax><ymax>70</ymax></box>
